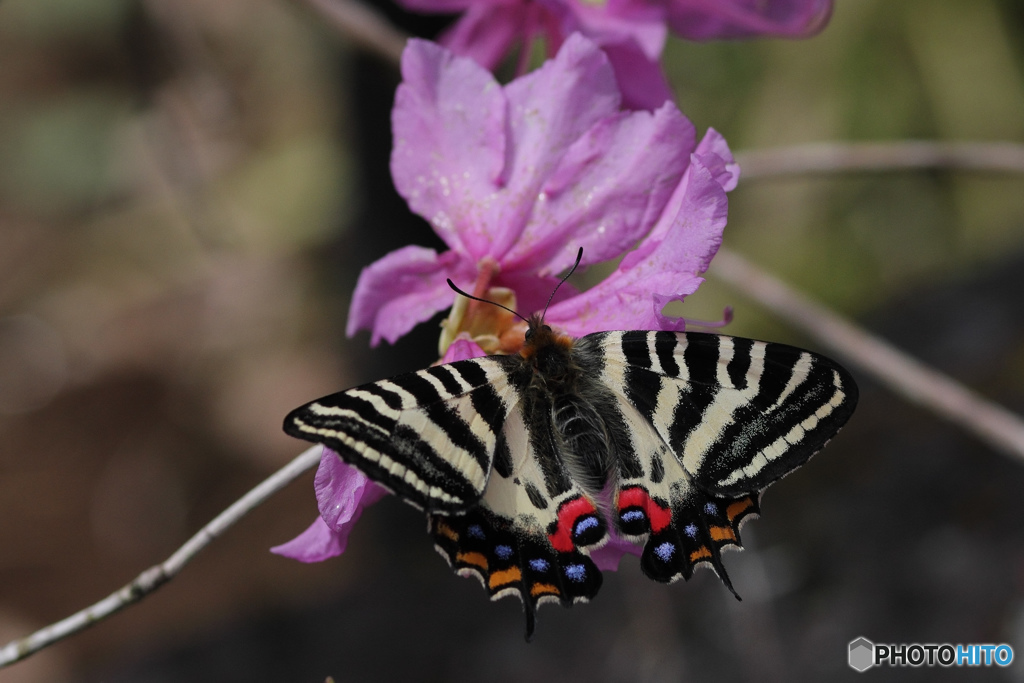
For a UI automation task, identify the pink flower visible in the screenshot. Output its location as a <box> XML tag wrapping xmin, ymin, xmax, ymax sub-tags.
<box><xmin>348</xmin><ymin>34</ymin><xmax>737</xmax><ymax>351</ymax></box>
<box><xmin>395</xmin><ymin>0</ymin><xmax>833</xmax><ymax>109</ymax></box>
<box><xmin>278</xmin><ymin>36</ymin><xmax>739</xmax><ymax>569</ymax></box>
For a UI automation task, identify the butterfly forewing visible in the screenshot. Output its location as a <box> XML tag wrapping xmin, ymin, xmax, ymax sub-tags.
<box><xmin>591</xmin><ymin>330</ymin><xmax>858</xmax><ymax>496</ymax></box>
<box><xmin>284</xmin><ymin>356</ymin><xmax>526</xmax><ymax>513</ymax></box>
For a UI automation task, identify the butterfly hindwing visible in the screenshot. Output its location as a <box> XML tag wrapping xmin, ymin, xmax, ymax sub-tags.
<box><xmin>604</xmin><ymin>387</ymin><xmax>761</xmax><ymax>589</ymax></box>
<box><xmin>570</xmin><ymin>330</ymin><xmax>856</xmax><ymax>586</ymax></box>
<box><xmin>430</xmin><ymin>398</ymin><xmax>607</xmax><ymax>636</ymax></box>
<box><xmin>430</xmin><ymin>505</ymin><xmax>602</xmax><ymax>639</ymax></box>
<box><xmin>284</xmin><ymin>357</ymin><xmax>526</xmax><ymax>513</ymax></box>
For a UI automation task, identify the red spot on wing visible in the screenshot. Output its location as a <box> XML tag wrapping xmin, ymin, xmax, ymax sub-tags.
<box><xmin>618</xmin><ymin>486</ymin><xmax>673</xmax><ymax>533</ymax></box>
<box><xmin>547</xmin><ymin>495</ymin><xmax>598</xmax><ymax>553</ymax></box>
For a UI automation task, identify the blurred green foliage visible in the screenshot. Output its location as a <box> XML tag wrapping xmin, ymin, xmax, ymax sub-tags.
<box><xmin>662</xmin><ymin>0</ymin><xmax>1024</xmax><ymax>340</ymax></box>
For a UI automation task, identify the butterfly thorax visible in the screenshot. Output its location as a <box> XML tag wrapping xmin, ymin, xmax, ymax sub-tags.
<box><xmin>518</xmin><ymin>317</ymin><xmax>619</xmax><ymax>494</ymax></box>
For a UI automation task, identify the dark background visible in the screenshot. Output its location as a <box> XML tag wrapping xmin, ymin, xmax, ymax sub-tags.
<box><xmin>1</xmin><ymin>0</ymin><xmax>1023</xmax><ymax>681</ymax></box>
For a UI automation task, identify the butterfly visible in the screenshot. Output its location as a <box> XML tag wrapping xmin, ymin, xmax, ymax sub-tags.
<box><xmin>284</xmin><ymin>265</ymin><xmax>858</xmax><ymax>638</ymax></box>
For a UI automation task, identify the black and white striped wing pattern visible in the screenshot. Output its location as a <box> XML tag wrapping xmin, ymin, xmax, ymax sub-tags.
<box><xmin>284</xmin><ymin>357</ymin><xmax>524</xmax><ymax>513</ymax></box>
<box><xmin>595</xmin><ymin>331</ymin><xmax>857</xmax><ymax>495</ymax></box>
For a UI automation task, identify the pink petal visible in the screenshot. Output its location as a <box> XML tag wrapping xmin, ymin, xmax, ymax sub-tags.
<box><xmin>271</xmin><ymin>448</ymin><xmax>388</xmax><ymax>563</ymax></box>
<box><xmin>486</xmin><ymin>33</ymin><xmax>622</xmax><ymax>261</ymax></box>
<box><xmin>315</xmin><ymin>448</ymin><xmax>389</xmax><ymax>530</ymax></box>
<box><xmin>545</xmin><ymin>154</ymin><xmax>728</xmax><ymax>334</ymax></box>
<box><xmin>507</xmin><ymin>100</ymin><xmax>694</xmax><ymax>274</ymax></box>
<box><xmin>270</xmin><ymin>516</ymin><xmax>348</xmax><ymax>563</ymax></box>
<box><xmin>693</xmin><ymin>127</ymin><xmax>740</xmax><ymax>192</ymax></box>
<box><xmin>437</xmin><ymin>4</ymin><xmax>527</xmax><ymax>69</ymax></box>
<box><xmin>590</xmin><ymin>531</ymin><xmax>644</xmax><ymax>572</ymax></box>
<box><xmin>346</xmin><ymin>245</ymin><xmax>477</xmax><ymax>345</ymax></box>
<box><xmin>570</xmin><ymin>0</ymin><xmax>667</xmax><ymax>60</ymax></box>
<box><xmin>390</xmin><ymin>39</ymin><xmax>509</xmax><ymax>258</ymax></box>
<box><xmin>440</xmin><ymin>337</ymin><xmax>488</xmax><ymax>363</ymax></box>
<box><xmin>495</xmin><ymin>271</ymin><xmax>577</xmax><ymax>315</ymax></box>
<box><xmin>643</xmin><ymin>128</ymin><xmax>736</xmax><ymax>246</ymax></box>
<box><xmin>600</xmin><ymin>38</ymin><xmax>675</xmax><ymax>110</ymax></box>
<box><xmin>668</xmin><ymin>0</ymin><xmax>833</xmax><ymax>40</ymax></box>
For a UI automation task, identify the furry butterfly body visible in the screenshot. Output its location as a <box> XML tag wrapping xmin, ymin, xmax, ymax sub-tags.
<box><xmin>285</xmin><ymin>316</ymin><xmax>857</xmax><ymax>636</ymax></box>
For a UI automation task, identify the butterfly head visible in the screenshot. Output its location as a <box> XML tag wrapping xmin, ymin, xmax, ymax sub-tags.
<box><xmin>520</xmin><ymin>314</ymin><xmax>573</xmax><ymax>355</ymax></box>
<box><xmin>519</xmin><ymin>314</ymin><xmax>576</xmax><ymax>382</ymax></box>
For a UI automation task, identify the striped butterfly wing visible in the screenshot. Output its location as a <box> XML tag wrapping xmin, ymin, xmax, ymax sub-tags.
<box><xmin>286</xmin><ymin>354</ymin><xmax>610</xmax><ymax>637</ymax></box>
<box><xmin>583</xmin><ymin>330</ymin><xmax>857</xmax><ymax>586</ymax></box>
<box><xmin>430</xmin><ymin>387</ymin><xmax>613</xmax><ymax>637</ymax></box>
<box><xmin>284</xmin><ymin>357</ymin><xmax>524</xmax><ymax>513</ymax></box>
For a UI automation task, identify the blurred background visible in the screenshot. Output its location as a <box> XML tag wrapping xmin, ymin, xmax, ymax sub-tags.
<box><xmin>1</xmin><ymin>0</ymin><xmax>1023</xmax><ymax>681</ymax></box>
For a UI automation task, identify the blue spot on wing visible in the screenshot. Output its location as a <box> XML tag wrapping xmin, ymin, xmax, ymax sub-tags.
<box><xmin>494</xmin><ymin>544</ymin><xmax>513</xmax><ymax>560</ymax></box>
<box><xmin>684</xmin><ymin>523</ymin><xmax>698</xmax><ymax>538</ymax></box>
<box><xmin>564</xmin><ymin>564</ymin><xmax>587</xmax><ymax>583</ymax></box>
<box><xmin>467</xmin><ymin>524</ymin><xmax>485</xmax><ymax>540</ymax></box>
<box><xmin>528</xmin><ymin>558</ymin><xmax>550</xmax><ymax>572</ymax></box>
<box><xmin>573</xmin><ymin>516</ymin><xmax>599</xmax><ymax>537</ymax></box>
<box><xmin>621</xmin><ymin>510</ymin><xmax>646</xmax><ymax>523</ymax></box>
<box><xmin>654</xmin><ymin>542</ymin><xmax>675</xmax><ymax>562</ymax></box>
<box><xmin>704</xmin><ymin>502</ymin><xmax>719</xmax><ymax>515</ymax></box>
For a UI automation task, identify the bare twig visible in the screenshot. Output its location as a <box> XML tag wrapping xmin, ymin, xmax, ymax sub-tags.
<box><xmin>0</xmin><ymin>445</ymin><xmax>323</xmax><ymax>669</ymax></box>
<box><xmin>736</xmin><ymin>141</ymin><xmax>1024</xmax><ymax>180</ymax></box>
<box><xmin>293</xmin><ymin>0</ymin><xmax>406</xmax><ymax>64</ymax></box>
<box><xmin>711</xmin><ymin>249</ymin><xmax>1024</xmax><ymax>461</ymax></box>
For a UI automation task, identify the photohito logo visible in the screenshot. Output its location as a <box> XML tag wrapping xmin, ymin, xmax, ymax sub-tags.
<box><xmin>848</xmin><ymin>637</ymin><xmax>1014</xmax><ymax>672</ymax></box>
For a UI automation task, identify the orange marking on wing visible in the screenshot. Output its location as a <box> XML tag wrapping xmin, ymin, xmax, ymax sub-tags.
<box><xmin>690</xmin><ymin>546</ymin><xmax>712</xmax><ymax>562</ymax></box>
<box><xmin>530</xmin><ymin>583</ymin><xmax>561</xmax><ymax>597</ymax></box>
<box><xmin>726</xmin><ymin>498</ymin><xmax>753</xmax><ymax>522</ymax></box>
<box><xmin>456</xmin><ymin>551</ymin><xmax>488</xmax><ymax>571</ymax></box>
<box><xmin>488</xmin><ymin>567</ymin><xmax>522</xmax><ymax>590</ymax></box>
<box><xmin>709</xmin><ymin>526</ymin><xmax>737</xmax><ymax>542</ymax></box>
<box><xmin>434</xmin><ymin>522</ymin><xmax>458</xmax><ymax>542</ymax></box>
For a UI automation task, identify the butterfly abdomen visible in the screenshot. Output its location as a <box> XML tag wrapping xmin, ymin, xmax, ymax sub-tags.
<box><xmin>551</xmin><ymin>393</ymin><xmax>615</xmax><ymax>492</ymax></box>
<box><xmin>517</xmin><ymin>318</ymin><xmax>623</xmax><ymax>496</ymax></box>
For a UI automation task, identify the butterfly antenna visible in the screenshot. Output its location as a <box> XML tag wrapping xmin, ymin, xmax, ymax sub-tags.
<box><xmin>446</xmin><ymin>279</ymin><xmax>530</xmax><ymax>325</ymax></box>
<box><xmin>540</xmin><ymin>247</ymin><xmax>584</xmax><ymax>321</ymax></box>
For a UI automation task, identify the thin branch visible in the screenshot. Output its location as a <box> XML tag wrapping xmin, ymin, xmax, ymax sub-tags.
<box><xmin>0</xmin><ymin>445</ymin><xmax>323</xmax><ymax>670</ymax></box>
<box><xmin>293</xmin><ymin>0</ymin><xmax>406</xmax><ymax>65</ymax></box>
<box><xmin>736</xmin><ymin>141</ymin><xmax>1024</xmax><ymax>180</ymax></box>
<box><xmin>711</xmin><ymin>248</ymin><xmax>1024</xmax><ymax>461</ymax></box>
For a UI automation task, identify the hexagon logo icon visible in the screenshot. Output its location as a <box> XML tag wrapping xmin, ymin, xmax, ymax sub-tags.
<box><xmin>849</xmin><ymin>637</ymin><xmax>875</xmax><ymax>672</ymax></box>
